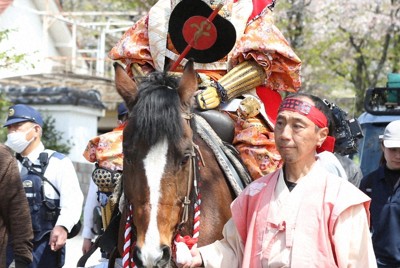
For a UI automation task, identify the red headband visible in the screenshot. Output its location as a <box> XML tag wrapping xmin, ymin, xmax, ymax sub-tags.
<box><xmin>279</xmin><ymin>97</ymin><xmax>335</xmax><ymax>152</ymax></box>
<box><xmin>278</xmin><ymin>98</ymin><xmax>328</xmax><ymax>128</ymax></box>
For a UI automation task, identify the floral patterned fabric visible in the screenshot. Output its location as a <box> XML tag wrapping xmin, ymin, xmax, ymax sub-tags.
<box><xmin>83</xmin><ymin>125</ymin><xmax>125</xmax><ymax>171</ymax></box>
<box><xmin>108</xmin><ymin>1</ymin><xmax>301</xmax><ymax>93</ymax></box>
<box><xmin>228</xmin><ymin>112</ymin><xmax>283</xmax><ymax>180</ymax></box>
<box><xmin>229</xmin><ymin>9</ymin><xmax>302</xmax><ymax>92</ymax></box>
<box><xmin>109</xmin><ymin>16</ymin><xmax>155</xmax><ymax>76</ymax></box>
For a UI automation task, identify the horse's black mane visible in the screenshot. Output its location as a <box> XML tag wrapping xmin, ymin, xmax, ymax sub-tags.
<box><xmin>130</xmin><ymin>71</ymin><xmax>184</xmax><ymax>147</ymax></box>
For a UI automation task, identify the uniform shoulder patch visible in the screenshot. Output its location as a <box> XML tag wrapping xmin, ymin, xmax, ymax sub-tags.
<box><xmin>51</xmin><ymin>151</ymin><xmax>66</xmax><ymax>160</ymax></box>
<box><xmin>44</xmin><ymin>150</ymin><xmax>66</xmax><ymax>160</ymax></box>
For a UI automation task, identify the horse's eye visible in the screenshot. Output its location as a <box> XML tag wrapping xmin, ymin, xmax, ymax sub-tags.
<box><xmin>181</xmin><ymin>154</ymin><xmax>190</xmax><ymax>166</ymax></box>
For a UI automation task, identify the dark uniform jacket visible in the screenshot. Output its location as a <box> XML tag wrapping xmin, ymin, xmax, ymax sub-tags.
<box><xmin>0</xmin><ymin>145</ymin><xmax>33</xmax><ymax>268</ymax></box>
<box><xmin>360</xmin><ymin>165</ymin><xmax>400</xmax><ymax>266</ymax></box>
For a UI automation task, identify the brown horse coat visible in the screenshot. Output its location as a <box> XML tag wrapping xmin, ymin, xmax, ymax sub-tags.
<box><xmin>114</xmin><ymin>61</ymin><xmax>235</xmax><ymax>267</ymax></box>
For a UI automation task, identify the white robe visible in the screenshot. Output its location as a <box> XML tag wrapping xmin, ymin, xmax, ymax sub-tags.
<box><xmin>199</xmin><ymin>162</ymin><xmax>376</xmax><ymax>267</ymax></box>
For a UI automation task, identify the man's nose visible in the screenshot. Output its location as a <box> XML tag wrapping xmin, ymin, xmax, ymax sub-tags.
<box><xmin>280</xmin><ymin>125</ymin><xmax>292</xmax><ymax>139</ymax></box>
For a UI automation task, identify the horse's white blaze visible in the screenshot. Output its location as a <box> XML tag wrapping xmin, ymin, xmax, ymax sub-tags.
<box><xmin>141</xmin><ymin>138</ymin><xmax>168</xmax><ymax>266</ymax></box>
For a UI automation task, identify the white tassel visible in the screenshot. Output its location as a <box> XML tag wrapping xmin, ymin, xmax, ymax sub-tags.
<box><xmin>174</xmin><ymin>241</ymin><xmax>192</xmax><ymax>264</ymax></box>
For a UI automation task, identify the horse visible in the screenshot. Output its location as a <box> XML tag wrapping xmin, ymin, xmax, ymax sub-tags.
<box><xmin>114</xmin><ymin>60</ymin><xmax>238</xmax><ymax>267</ymax></box>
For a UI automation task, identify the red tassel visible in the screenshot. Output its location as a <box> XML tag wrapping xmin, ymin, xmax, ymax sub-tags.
<box><xmin>175</xmin><ymin>234</ymin><xmax>199</xmax><ymax>250</ymax></box>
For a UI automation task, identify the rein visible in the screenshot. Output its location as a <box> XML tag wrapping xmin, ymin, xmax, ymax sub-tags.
<box><xmin>178</xmin><ymin>112</ymin><xmax>204</xmax><ymax>229</ymax></box>
<box><xmin>173</xmin><ymin>112</ymin><xmax>205</xmax><ymax>261</ymax></box>
<box><xmin>178</xmin><ymin>141</ymin><xmax>203</xmax><ymax>227</ymax></box>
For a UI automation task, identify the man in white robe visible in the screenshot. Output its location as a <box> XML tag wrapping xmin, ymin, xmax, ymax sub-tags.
<box><xmin>178</xmin><ymin>93</ymin><xmax>376</xmax><ymax>268</ymax></box>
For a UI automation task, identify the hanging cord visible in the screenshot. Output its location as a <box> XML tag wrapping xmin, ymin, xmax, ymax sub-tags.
<box><xmin>173</xmin><ymin>144</ymin><xmax>203</xmax><ymax>263</ymax></box>
<box><xmin>123</xmin><ymin>204</ymin><xmax>137</xmax><ymax>268</ymax></box>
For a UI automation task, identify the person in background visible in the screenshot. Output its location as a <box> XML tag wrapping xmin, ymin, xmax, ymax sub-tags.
<box><xmin>360</xmin><ymin>120</ymin><xmax>400</xmax><ymax>267</ymax></box>
<box><xmin>335</xmin><ymin>152</ymin><xmax>363</xmax><ymax>187</ymax></box>
<box><xmin>109</xmin><ymin>0</ymin><xmax>302</xmax><ymax>180</ymax></box>
<box><xmin>81</xmin><ymin>103</ymin><xmax>129</xmax><ymax>256</ymax></box>
<box><xmin>3</xmin><ymin>104</ymin><xmax>83</xmax><ymax>268</ymax></box>
<box><xmin>318</xmin><ymin>99</ymin><xmax>363</xmax><ymax>186</ymax></box>
<box><xmin>81</xmin><ymin>180</ymin><xmax>102</xmax><ymax>256</ymax></box>
<box><xmin>318</xmin><ymin>145</ymin><xmax>363</xmax><ymax>187</ymax></box>
<box><xmin>0</xmin><ymin>144</ymin><xmax>33</xmax><ymax>268</ymax></box>
<box><xmin>179</xmin><ymin>93</ymin><xmax>376</xmax><ymax>268</ymax></box>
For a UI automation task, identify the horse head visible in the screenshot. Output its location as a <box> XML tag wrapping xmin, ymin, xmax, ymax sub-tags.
<box><xmin>114</xmin><ymin>61</ymin><xmax>199</xmax><ymax>267</ymax></box>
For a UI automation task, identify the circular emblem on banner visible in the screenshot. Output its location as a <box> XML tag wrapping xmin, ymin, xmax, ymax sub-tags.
<box><xmin>169</xmin><ymin>0</ymin><xmax>236</xmax><ymax>63</ymax></box>
<box><xmin>182</xmin><ymin>16</ymin><xmax>217</xmax><ymax>50</ymax></box>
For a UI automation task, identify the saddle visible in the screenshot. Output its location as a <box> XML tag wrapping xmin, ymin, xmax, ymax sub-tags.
<box><xmin>195</xmin><ymin>110</ymin><xmax>235</xmax><ymax>144</ymax></box>
<box><xmin>194</xmin><ymin>110</ymin><xmax>252</xmax><ymax>195</ymax></box>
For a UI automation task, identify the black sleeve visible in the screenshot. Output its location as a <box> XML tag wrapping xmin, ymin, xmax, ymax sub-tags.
<box><xmin>15</xmin><ymin>255</ymin><xmax>31</xmax><ymax>268</ymax></box>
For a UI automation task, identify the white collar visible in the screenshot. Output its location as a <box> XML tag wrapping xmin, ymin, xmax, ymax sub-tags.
<box><xmin>25</xmin><ymin>142</ymin><xmax>45</xmax><ymax>163</ymax></box>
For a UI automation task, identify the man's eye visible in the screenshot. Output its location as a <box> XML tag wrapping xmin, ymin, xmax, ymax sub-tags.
<box><xmin>293</xmin><ymin>124</ymin><xmax>304</xmax><ymax>129</ymax></box>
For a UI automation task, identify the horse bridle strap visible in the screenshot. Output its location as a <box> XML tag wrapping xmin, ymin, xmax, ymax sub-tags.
<box><xmin>178</xmin><ymin>112</ymin><xmax>204</xmax><ymax>227</ymax></box>
<box><xmin>179</xmin><ymin>142</ymin><xmax>201</xmax><ymax>226</ymax></box>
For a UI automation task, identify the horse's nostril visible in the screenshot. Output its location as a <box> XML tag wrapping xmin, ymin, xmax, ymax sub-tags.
<box><xmin>132</xmin><ymin>245</ymin><xmax>144</xmax><ymax>267</ymax></box>
<box><xmin>156</xmin><ymin>245</ymin><xmax>171</xmax><ymax>267</ymax></box>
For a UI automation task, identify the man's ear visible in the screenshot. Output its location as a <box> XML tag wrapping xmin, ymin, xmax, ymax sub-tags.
<box><xmin>34</xmin><ymin>124</ymin><xmax>42</xmax><ymax>136</ymax></box>
<box><xmin>318</xmin><ymin>127</ymin><xmax>329</xmax><ymax>147</ymax></box>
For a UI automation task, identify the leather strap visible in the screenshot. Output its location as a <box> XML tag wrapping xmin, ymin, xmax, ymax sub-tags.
<box><xmin>196</xmin><ymin>119</ymin><xmax>244</xmax><ymax>191</ymax></box>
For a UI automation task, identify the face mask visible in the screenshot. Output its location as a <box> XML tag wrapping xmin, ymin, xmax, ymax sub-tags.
<box><xmin>5</xmin><ymin>126</ymin><xmax>35</xmax><ymax>154</ymax></box>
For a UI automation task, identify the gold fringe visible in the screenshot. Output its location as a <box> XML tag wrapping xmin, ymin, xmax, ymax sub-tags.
<box><xmin>218</xmin><ymin>61</ymin><xmax>265</xmax><ymax>100</ymax></box>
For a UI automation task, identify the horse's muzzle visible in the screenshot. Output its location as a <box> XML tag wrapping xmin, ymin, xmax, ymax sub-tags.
<box><xmin>133</xmin><ymin>244</ymin><xmax>172</xmax><ymax>268</ymax></box>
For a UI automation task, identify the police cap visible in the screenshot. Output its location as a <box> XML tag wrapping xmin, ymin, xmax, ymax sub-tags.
<box><xmin>117</xmin><ymin>102</ymin><xmax>128</xmax><ymax>117</ymax></box>
<box><xmin>3</xmin><ymin>104</ymin><xmax>44</xmax><ymax>127</ymax></box>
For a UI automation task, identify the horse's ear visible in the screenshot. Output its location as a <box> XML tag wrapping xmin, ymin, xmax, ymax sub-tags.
<box><xmin>178</xmin><ymin>60</ymin><xmax>197</xmax><ymax>105</ymax></box>
<box><xmin>114</xmin><ymin>62</ymin><xmax>138</xmax><ymax>109</ymax></box>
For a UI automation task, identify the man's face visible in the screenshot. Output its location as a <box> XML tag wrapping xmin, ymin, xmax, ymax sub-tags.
<box><xmin>274</xmin><ymin>107</ymin><xmax>328</xmax><ymax>165</ymax></box>
<box><xmin>382</xmin><ymin>146</ymin><xmax>400</xmax><ymax>170</ymax></box>
<box><xmin>6</xmin><ymin>121</ymin><xmax>38</xmax><ymax>141</ymax></box>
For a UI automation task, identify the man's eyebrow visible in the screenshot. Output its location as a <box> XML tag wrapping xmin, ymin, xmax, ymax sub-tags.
<box><xmin>292</xmin><ymin>116</ymin><xmax>308</xmax><ymax>123</ymax></box>
<box><xmin>277</xmin><ymin>113</ymin><xmax>308</xmax><ymax>123</ymax></box>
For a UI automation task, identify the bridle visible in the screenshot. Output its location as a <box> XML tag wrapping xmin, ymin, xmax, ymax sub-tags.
<box><xmin>177</xmin><ymin>112</ymin><xmax>204</xmax><ymax>228</ymax></box>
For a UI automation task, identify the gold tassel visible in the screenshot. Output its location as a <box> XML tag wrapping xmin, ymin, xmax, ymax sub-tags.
<box><xmin>218</xmin><ymin>61</ymin><xmax>265</xmax><ymax>100</ymax></box>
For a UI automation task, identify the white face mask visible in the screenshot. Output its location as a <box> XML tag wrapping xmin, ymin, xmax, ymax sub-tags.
<box><xmin>5</xmin><ymin>126</ymin><xmax>36</xmax><ymax>154</ymax></box>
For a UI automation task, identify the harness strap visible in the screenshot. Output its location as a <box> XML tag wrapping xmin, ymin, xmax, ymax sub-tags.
<box><xmin>196</xmin><ymin>116</ymin><xmax>244</xmax><ymax>192</ymax></box>
<box><xmin>17</xmin><ymin>152</ymin><xmax>60</xmax><ymax>197</ymax></box>
<box><xmin>173</xmin><ymin>113</ymin><xmax>204</xmax><ymax>261</ymax></box>
<box><xmin>179</xmin><ymin>143</ymin><xmax>197</xmax><ymax>226</ymax></box>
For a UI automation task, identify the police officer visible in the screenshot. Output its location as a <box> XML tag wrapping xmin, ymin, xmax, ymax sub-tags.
<box><xmin>4</xmin><ymin>104</ymin><xmax>83</xmax><ymax>268</ymax></box>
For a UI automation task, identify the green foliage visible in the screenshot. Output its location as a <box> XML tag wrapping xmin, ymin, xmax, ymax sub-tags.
<box><xmin>0</xmin><ymin>29</ymin><xmax>31</xmax><ymax>70</ymax></box>
<box><xmin>0</xmin><ymin>96</ymin><xmax>11</xmax><ymax>143</ymax></box>
<box><xmin>41</xmin><ymin>116</ymin><xmax>74</xmax><ymax>154</ymax></box>
<box><xmin>275</xmin><ymin>0</ymin><xmax>400</xmax><ymax>116</ymax></box>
